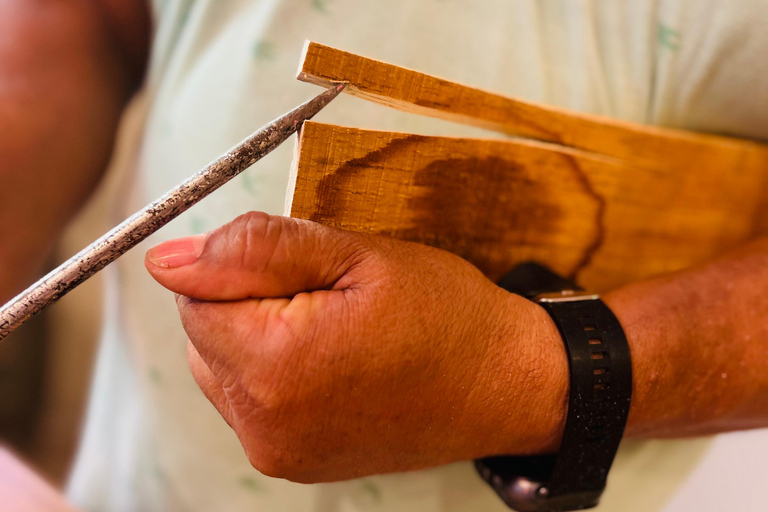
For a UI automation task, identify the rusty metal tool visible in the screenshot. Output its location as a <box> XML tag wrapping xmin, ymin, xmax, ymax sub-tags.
<box><xmin>0</xmin><ymin>84</ymin><xmax>346</xmax><ymax>341</ymax></box>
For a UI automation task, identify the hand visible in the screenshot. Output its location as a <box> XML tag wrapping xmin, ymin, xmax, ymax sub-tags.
<box><xmin>145</xmin><ymin>212</ymin><xmax>568</xmax><ymax>483</ymax></box>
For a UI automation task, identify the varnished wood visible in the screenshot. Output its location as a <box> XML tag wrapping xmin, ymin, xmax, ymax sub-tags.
<box><xmin>288</xmin><ymin>122</ymin><xmax>768</xmax><ymax>291</ymax></box>
<box><xmin>297</xmin><ymin>41</ymin><xmax>768</xmax><ymax>176</ymax></box>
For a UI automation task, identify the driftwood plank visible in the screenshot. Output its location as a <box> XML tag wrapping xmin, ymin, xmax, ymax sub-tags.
<box><xmin>288</xmin><ymin>122</ymin><xmax>767</xmax><ymax>291</ymax></box>
<box><xmin>297</xmin><ymin>41</ymin><xmax>768</xmax><ymax>176</ymax></box>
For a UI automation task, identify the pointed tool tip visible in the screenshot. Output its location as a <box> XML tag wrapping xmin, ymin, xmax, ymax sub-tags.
<box><xmin>274</xmin><ymin>82</ymin><xmax>348</xmax><ymax>135</ymax></box>
<box><xmin>323</xmin><ymin>82</ymin><xmax>347</xmax><ymax>98</ymax></box>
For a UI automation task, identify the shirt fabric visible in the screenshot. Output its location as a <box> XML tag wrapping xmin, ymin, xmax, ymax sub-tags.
<box><xmin>65</xmin><ymin>1</ymin><xmax>768</xmax><ymax>511</ymax></box>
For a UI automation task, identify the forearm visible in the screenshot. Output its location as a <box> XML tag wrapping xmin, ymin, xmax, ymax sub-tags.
<box><xmin>494</xmin><ymin>237</ymin><xmax>768</xmax><ymax>456</ymax></box>
<box><xmin>142</xmin><ymin>212</ymin><xmax>768</xmax><ymax>480</ymax></box>
<box><xmin>488</xmin><ymin>239</ymin><xmax>768</xmax><ymax>462</ymax></box>
<box><xmin>0</xmin><ymin>0</ymin><xmax>149</xmax><ymax>301</ymax></box>
<box><xmin>605</xmin><ymin>237</ymin><xmax>768</xmax><ymax>437</ymax></box>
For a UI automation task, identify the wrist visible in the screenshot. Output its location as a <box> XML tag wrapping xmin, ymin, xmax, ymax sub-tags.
<box><xmin>603</xmin><ymin>280</ymin><xmax>687</xmax><ymax>437</ymax></box>
<box><xmin>479</xmin><ymin>292</ymin><xmax>569</xmax><ymax>457</ymax></box>
<box><xmin>476</xmin><ymin>267</ymin><xmax>633</xmax><ymax>512</ymax></box>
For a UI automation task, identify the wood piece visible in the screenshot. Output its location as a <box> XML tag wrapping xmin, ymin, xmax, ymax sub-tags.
<box><xmin>288</xmin><ymin>122</ymin><xmax>768</xmax><ymax>291</ymax></box>
<box><xmin>297</xmin><ymin>41</ymin><xmax>768</xmax><ymax>176</ymax></box>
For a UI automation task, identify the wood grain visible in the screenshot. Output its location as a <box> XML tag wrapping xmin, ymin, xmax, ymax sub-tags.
<box><xmin>288</xmin><ymin>122</ymin><xmax>768</xmax><ymax>291</ymax></box>
<box><xmin>297</xmin><ymin>41</ymin><xmax>768</xmax><ymax>176</ymax></box>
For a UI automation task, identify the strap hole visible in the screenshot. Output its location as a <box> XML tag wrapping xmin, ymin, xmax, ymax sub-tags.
<box><xmin>594</xmin><ymin>368</ymin><xmax>608</xmax><ymax>375</ymax></box>
<box><xmin>588</xmin><ymin>338</ymin><xmax>602</xmax><ymax>345</ymax></box>
<box><xmin>584</xmin><ymin>325</ymin><xmax>596</xmax><ymax>331</ymax></box>
<box><xmin>591</xmin><ymin>352</ymin><xmax>609</xmax><ymax>360</ymax></box>
<box><xmin>594</xmin><ymin>383</ymin><xmax>608</xmax><ymax>390</ymax></box>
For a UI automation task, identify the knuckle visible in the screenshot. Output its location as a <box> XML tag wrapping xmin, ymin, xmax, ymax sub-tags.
<box><xmin>228</xmin><ymin>211</ymin><xmax>277</xmax><ymax>270</ymax></box>
<box><xmin>248</xmin><ymin>445</ymin><xmax>314</xmax><ymax>483</ymax></box>
<box><xmin>249</xmin><ymin>451</ymin><xmax>288</xmax><ymax>480</ymax></box>
<box><xmin>175</xmin><ymin>293</ymin><xmax>195</xmax><ymax>313</ymax></box>
<box><xmin>231</xmin><ymin>210</ymin><xmax>271</xmax><ymax>232</ymax></box>
<box><xmin>233</xmin><ymin>355</ymin><xmax>299</xmax><ymax>420</ymax></box>
<box><xmin>175</xmin><ymin>296</ymin><xmax>210</xmax><ymax>335</ymax></box>
<box><xmin>308</xmin><ymin>221</ymin><xmax>373</xmax><ymax>271</ymax></box>
<box><xmin>244</xmin><ymin>379</ymin><xmax>289</xmax><ymax>417</ymax></box>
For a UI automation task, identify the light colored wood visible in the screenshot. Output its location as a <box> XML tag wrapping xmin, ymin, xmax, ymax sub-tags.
<box><xmin>288</xmin><ymin>122</ymin><xmax>768</xmax><ymax>291</ymax></box>
<box><xmin>297</xmin><ymin>41</ymin><xmax>768</xmax><ymax>176</ymax></box>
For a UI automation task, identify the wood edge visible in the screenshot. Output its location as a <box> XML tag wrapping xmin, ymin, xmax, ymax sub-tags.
<box><xmin>284</xmin><ymin>123</ymin><xmax>305</xmax><ymax>217</ymax></box>
<box><xmin>295</xmin><ymin>121</ymin><xmax>632</xmax><ymax>170</ymax></box>
<box><xmin>298</xmin><ymin>41</ymin><xmax>425</xmax><ymax>86</ymax></box>
<box><xmin>297</xmin><ymin>40</ymin><xmax>349</xmax><ymax>89</ymax></box>
<box><xmin>296</xmin><ymin>40</ymin><xmax>323</xmax><ymax>87</ymax></box>
<box><xmin>296</xmin><ymin>39</ymin><xmax>312</xmax><ymax>79</ymax></box>
<box><xmin>296</xmin><ymin>41</ymin><xmax>768</xmax><ymax>155</ymax></box>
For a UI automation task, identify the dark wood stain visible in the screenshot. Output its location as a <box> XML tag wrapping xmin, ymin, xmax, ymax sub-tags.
<box><xmin>308</xmin><ymin>136</ymin><xmax>604</xmax><ymax>280</ymax></box>
<box><xmin>310</xmin><ymin>135</ymin><xmax>425</xmax><ymax>224</ymax></box>
<box><xmin>383</xmin><ymin>155</ymin><xmax>563</xmax><ymax>277</ymax></box>
<box><xmin>558</xmin><ymin>153</ymin><xmax>607</xmax><ymax>280</ymax></box>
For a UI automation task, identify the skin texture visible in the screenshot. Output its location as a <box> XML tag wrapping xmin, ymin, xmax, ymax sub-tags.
<box><xmin>146</xmin><ymin>212</ymin><xmax>768</xmax><ymax>483</ymax></box>
<box><xmin>146</xmin><ymin>212</ymin><xmax>569</xmax><ymax>482</ymax></box>
<box><xmin>607</xmin><ymin>239</ymin><xmax>768</xmax><ymax>437</ymax></box>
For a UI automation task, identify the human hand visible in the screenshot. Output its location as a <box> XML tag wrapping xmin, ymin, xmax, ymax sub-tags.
<box><xmin>145</xmin><ymin>212</ymin><xmax>568</xmax><ymax>482</ymax></box>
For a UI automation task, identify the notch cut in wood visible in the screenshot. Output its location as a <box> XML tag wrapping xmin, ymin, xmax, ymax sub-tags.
<box><xmin>297</xmin><ymin>41</ymin><xmax>768</xmax><ymax>176</ymax></box>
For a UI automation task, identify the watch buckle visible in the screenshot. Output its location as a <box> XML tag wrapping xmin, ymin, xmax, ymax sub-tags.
<box><xmin>534</xmin><ymin>290</ymin><xmax>600</xmax><ymax>303</ymax></box>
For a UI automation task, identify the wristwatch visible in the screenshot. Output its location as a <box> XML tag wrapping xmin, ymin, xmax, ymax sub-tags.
<box><xmin>475</xmin><ymin>262</ymin><xmax>632</xmax><ymax>512</ymax></box>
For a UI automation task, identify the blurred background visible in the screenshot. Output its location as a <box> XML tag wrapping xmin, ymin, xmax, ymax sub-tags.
<box><xmin>0</xmin><ymin>188</ymin><xmax>107</xmax><ymax>485</ymax></box>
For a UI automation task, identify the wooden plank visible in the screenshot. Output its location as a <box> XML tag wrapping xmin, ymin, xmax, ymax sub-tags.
<box><xmin>297</xmin><ymin>41</ymin><xmax>768</xmax><ymax>176</ymax></box>
<box><xmin>288</xmin><ymin>122</ymin><xmax>768</xmax><ymax>291</ymax></box>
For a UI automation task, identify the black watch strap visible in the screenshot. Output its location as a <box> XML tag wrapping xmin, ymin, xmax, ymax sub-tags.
<box><xmin>476</xmin><ymin>262</ymin><xmax>632</xmax><ymax>512</ymax></box>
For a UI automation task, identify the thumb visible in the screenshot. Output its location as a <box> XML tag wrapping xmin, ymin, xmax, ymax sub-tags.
<box><xmin>145</xmin><ymin>212</ymin><xmax>369</xmax><ymax>300</ymax></box>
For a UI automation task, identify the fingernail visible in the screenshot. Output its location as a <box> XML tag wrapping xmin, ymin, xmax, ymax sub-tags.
<box><xmin>146</xmin><ymin>234</ymin><xmax>207</xmax><ymax>268</ymax></box>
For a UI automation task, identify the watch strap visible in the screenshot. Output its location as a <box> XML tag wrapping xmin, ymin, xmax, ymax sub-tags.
<box><xmin>476</xmin><ymin>262</ymin><xmax>632</xmax><ymax>512</ymax></box>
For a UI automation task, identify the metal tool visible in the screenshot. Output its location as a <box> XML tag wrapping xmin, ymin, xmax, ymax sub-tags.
<box><xmin>0</xmin><ymin>83</ymin><xmax>346</xmax><ymax>341</ymax></box>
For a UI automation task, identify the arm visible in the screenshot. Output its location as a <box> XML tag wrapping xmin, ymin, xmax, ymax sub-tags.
<box><xmin>0</xmin><ymin>0</ymin><xmax>150</xmax><ymax>302</ymax></box>
<box><xmin>144</xmin><ymin>212</ymin><xmax>768</xmax><ymax>482</ymax></box>
<box><xmin>608</xmin><ymin>238</ymin><xmax>768</xmax><ymax>438</ymax></box>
